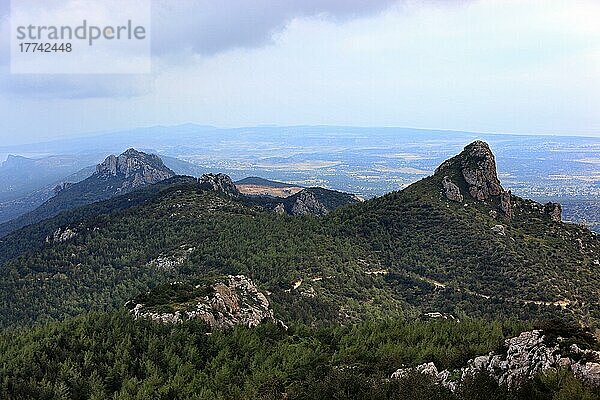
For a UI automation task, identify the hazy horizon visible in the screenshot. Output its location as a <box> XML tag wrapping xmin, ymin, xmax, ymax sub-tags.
<box><xmin>1</xmin><ymin>0</ymin><xmax>600</xmax><ymax>144</ymax></box>
<box><xmin>2</xmin><ymin>122</ymin><xmax>600</xmax><ymax>150</ymax></box>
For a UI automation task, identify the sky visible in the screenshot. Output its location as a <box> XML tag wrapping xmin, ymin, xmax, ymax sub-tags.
<box><xmin>0</xmin><ymin>0</ymin><xmax>599</xmax><ymax>145</ymax></box>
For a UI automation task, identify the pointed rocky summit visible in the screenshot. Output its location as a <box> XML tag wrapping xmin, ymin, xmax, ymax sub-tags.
<box><xmin>433</xmin><ymin>141</ymin><xmax>561</xmax><ymax>222</ymax></box>
<box><xmin>435</xmin><ymin>141</ymin><xmax>512</xmax><ymax>217</ymax></box>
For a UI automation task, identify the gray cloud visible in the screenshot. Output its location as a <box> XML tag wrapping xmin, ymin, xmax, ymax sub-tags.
<box><xmin>0</xmin><ymin>3</ymin><xmax>8</xmax><ymax>67</ymax></box>
<box><xmin>152</xmin><ymin>0</ymin><xmax>398</xmax><ymax>56</ymax></box>
<box><xmin>0</xmin><ymin>0</ymin><xmax>399</xmax><ymax>99</ymax></box>
<box><xmin>0</xmin><ymin>0</ymin><xmax>398</xmax><ymax>99</ymax></box>
<box><xmin>0</xmin><ymin>71</ymin><xmax>152</xmax><ymax>99</ymax></box>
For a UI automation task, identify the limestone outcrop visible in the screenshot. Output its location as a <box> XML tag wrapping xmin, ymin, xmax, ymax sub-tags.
<box><xmin>198</xmin><ymin>173</ymin><xmax>240</xmax><ymax>197</ymax></box>
<box><xmin>442</xmin><ymin>176</ymin><xmax>463</xmax><ymax>202</ymax></box>
<box><xmin>96</xmin><ymin>148</ymin><xmax>175</xmax><ymax>192</ymax></box>
<box><xmin>392</xmin><ymin>330</ymin><xmax>600</xmax><ymax>391</ymax></box>
<box><xmin>127</xmin><ymin>275</ymin><xmax>279</xmax><ymax>330</ymax></box>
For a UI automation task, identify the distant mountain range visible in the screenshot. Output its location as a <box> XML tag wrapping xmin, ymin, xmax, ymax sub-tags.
<box><xmin>0</xmin><ymin>149</ymin><xmax>359</xmax><ymax>238</ymax></box>
<box><xmin>0</xmin><ymin>153</ymin><xmax>101</xmax><ymax>202</ymax></box>
<box><xmin>0</xmin><ymin>125</ymin><xmax>598</xmax><ymax>230</ymax></box>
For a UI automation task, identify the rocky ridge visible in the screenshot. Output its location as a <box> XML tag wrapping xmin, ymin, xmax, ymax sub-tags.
<box><xmin>268</xmin><ymin>187</ymin><xmax>361</xmax><ymax>216</ymax></box>
<box><xmin>392</xmin><ymin>330</ymin><xmax>600</xmax><ymax>390</ymax></box>
<box><xmin>127</xmin><ymin>275</ymin><xmax>279</xmax><ymax>330</ymax></box>
<box><xmin>289</xmin><ymin>189</ymin><xmax>330</xmax><ymax>216</ymax></box>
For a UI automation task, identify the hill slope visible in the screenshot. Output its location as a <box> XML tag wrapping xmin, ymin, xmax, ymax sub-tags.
<box><xmin>0</xmin><ymin>141</ymin><xmax>597</xmax><ymax>329</ymax></box>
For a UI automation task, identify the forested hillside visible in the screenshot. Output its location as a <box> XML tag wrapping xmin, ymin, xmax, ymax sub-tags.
<box><xmin>0</xmin><ymin>142</ymin><xmax>597</xmax><ymax>329</ymax></box>
<box><xmin>0</xmin><ymin>141</ymin><xmax>599</xmax><ymax>399</ymax></box>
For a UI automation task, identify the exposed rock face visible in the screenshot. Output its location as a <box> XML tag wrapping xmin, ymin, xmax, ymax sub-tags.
<box><xmin>513</xmin><ymin>199</ymin><xmax>565</xmax><ymax>223</ymax></box>
<box><xmin>501</xmin><ymin>191</ymin><xmax>513</xmax><ymax>220</ymax></box>
<box><xmin>436</xmin><ymin>142</ymin><xmax>567</xmax><ymax>224</ymax></box>
<box><xmin>198</xmin><ymin>173</ymin><xmax>240</xmax><ymax>197</ymax></box>
<box><xmin>460</xmin><ymin>141</ymin><xmax>504</xmax><ymax>201</ymax></box>
<box><xmin>572</xmin><ymin>362</ymin><xmax>600</xmax><ymax>387</ymax></box>
<box><xmin>289</xmin><ymin>190</ymin><xmax>330</xmax><ymax>216</ymax></box>
<box><xmin>544</xmin><ymin>202</ymin><xmax>562</xmax><ymax>222</ymax></box>
<box><xmin>96</xmin><ymin>149</ymin><xmax>175</xmax><ymax>192</ymax></box>
<box><xmin>435</xmin><ymin>142</ymin><xmax>515</xmax><ymax>219</ymax></box>
<box><xmin>45</xmin><ymin>227</ymin><xmax>77</xmax><ymax>243</ymax></box>
<box><xmin>52</xmin><ymin>182</ymin><xmax>73</xmax><ymax>195</ymax></box>
<box><xmin>442</xmin><ymin>176</ymin><xmax>463</xmax><ymax>202</ymax></box>
<box><xmin>392</xmin><ymin>362</ymin><xmax>439</xmax><ymax>380</ymax></box>
<box><xmin>435</xmin><ymin>141</ymin><xmax>504</xmax><ymax>203</ymax></box>
<box><xmin>247</xmin><ymin>186</ymin><xmax>359</xmax><ymax>216</ymax></box>
<box><xmin>491</xmin><ymin>224</ymin><xmax>506</xmax><ymax>236</ymax></box>
<box><xmin>128</xmin><ymin>275</ymin><xmax>278</xmax><ymax>330</ymax></box>
<box><xmin>392</xmin><ymin>330</ymin><xmax>600</xmax><ymax>391</ymax></box>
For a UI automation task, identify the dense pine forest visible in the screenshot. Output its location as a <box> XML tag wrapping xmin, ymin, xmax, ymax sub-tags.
<box><xmin>2</xmin><ymin>312</ymin><xmax>599</xmax><ymax>400</ymax></box>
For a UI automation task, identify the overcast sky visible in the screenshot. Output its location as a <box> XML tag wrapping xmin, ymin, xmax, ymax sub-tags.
<box><xmin>0</xmin><ymin>0</ymin><xmax>599</xmax><ymax>144</ymax></box>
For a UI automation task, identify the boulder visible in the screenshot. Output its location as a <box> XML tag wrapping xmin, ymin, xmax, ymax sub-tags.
<box><xmin>491</xmin><ymin>225</ymin><xmax>506</xmax><ymax>236</ymax></box>
<box><xmin>543</xmin><ymin>202</ymin><xmax>562</xmax><ymax>222</ymax></box>
<box><xmin>442</xmin><ymin>176</ymin><xmax>463</xmax><ymax>202</ymax></box>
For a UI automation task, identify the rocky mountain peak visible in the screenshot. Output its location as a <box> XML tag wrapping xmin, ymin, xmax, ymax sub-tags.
<box><xmin>433</xmin><ymin>141</ymin><xmax>565</xmax><ymax>223</ymax></box>
<box><xmin>198</xmin><ymin>173</ymin><xmax>240</xmax><ymax>197</ymax></box>
<box><xmin>95</xmin><ymin>149</ymin><xmax>175</xmax><ymax>190</ymax></box>
<box><xmin>434</xmin><ymin>141</ymin><xmax>514</xmax><ymax>218</ymax></box>
<box><xmin>436</xmin><ymin>140</ymin><xmax>504</xmax><ymax>201</ymax></box>
<box><xmin>2</xmin><ymin>155</ymin><xmax>31</xmax><ymax>168</ymax></box>
<box><xmin>460</xmin><ymin>141</ymin><xmax>504</xmax><ymax>200</ymax></box>
<box><xmin>97</xmin><ymin>149</ymin><xmax>173</xmax><ymax>178</ymax></box>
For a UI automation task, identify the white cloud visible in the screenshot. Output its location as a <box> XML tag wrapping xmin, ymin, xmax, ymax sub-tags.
<box><xmin>146</xmin><ymin>0</ymin><xmax>600</xmax><ymax>135</ymax></box>
<box><xmin>151</xmin><ymin>0</ymin><xmax>398</xmax><ymax>56</ymax></box>
<box><xmin>0</xmin><ymin>0</ymin><xmax>599</xmax><ymax>141</ymax></box>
